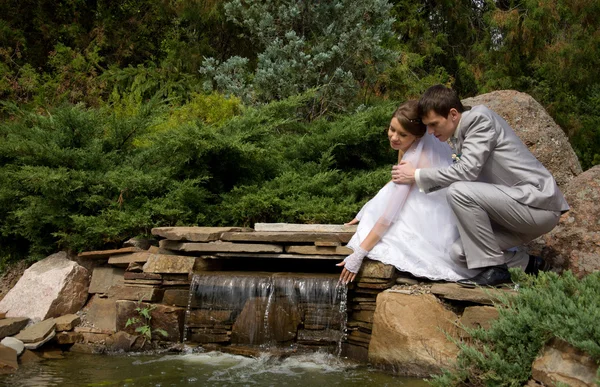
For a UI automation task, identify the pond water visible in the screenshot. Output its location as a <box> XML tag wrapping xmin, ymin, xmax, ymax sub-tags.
<box><xmin>0</xmin><ymin>350</ymin><xmax>429</xmax><ymax>387</ymax></box>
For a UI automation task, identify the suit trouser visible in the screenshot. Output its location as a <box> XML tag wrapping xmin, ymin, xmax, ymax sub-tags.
<box><xmin>446</xmin><ymin>182</ymin><xmax>561</xmax><ymax>270</ymax></box>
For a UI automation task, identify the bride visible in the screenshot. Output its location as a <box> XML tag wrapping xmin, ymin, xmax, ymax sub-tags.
<box><xmin>337</xmin><ymin>100</ymin><xmax>480</xmax><ymax>284</ymax></box>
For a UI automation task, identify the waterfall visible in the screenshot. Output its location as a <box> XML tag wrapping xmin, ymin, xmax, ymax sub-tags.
<box><xmin>184</xmin><ymin>272</ymin><xmax>347</xmax><ymax>352</ymax></box>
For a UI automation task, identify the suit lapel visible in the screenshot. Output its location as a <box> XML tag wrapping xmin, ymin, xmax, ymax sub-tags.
<box><xmin>454</xmin><ymin>109</ymin><xmax>471</xmax><ymax>153</ymax></box>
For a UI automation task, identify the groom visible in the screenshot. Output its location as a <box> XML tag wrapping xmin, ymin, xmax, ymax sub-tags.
<box><xmin>392</xmin><ymin>85</ymin><xmax>569</xmax><ymax>287</ymax></box>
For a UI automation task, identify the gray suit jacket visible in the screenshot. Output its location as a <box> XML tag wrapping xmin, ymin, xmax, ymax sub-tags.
<box><xmin>418</xmin><ymin>105</ymin><xmax>569</xmax><ymax>212</ymax></box>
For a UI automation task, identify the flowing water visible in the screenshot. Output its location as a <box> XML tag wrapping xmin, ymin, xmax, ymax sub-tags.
<box><xmin>186</xmin><ymin>272</ymin><xmax>347</xmax><ymax>350</ymax></box>
<box><xmin>0</xmin><ymin>272</ymin><xmax>432</xmax><ymax>386</ymax></box>
<box><xmin>0</xmin><ymin>350</ymin><xmax>429</xmax><ymax>386</ymax></box>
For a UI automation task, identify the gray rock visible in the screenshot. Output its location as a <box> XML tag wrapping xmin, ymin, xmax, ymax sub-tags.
<box><xmin>430</xmin><ymin>283</ymin><xmax>514</xmax><ymax>305</ymax></box>
<box><xmin>0</xmin><ymin>318</ymin><xmax>30</xmax><ymax>339</ymax></box>
<box><xmin>0</xmin><ymin>337</ymin><xmax>24</xmax><ymax>356</ymax></box>
<box><xmin>532</xmin><ymin>338</ymin><xmax>597</xmax><ymax>386</ymax></box>
<box><xmin>80</xmin><ymin>295</ymin><xmax>117</xmax><ymax>332</ymax></box>
<box><xmin>462</xmin><ymin>90</ymin><xmax>582</xmax><ymax>188</ymax></box>
<box><xmin>221</xmin><ymin>231</ymin><xmax>353</xmax><ymax>243</ymax></box>
<box><xmin>541</xmin><ymin>165</ymin><xmax>600</xmax><ymax>277</ymax></box>
<box><xmin>53</xmin><ymin>314</ymin><xmax>80</xmax><ymax>332</ymax></box>
<box><xmin>159</xmin><ymin>240</ymin><xmax>283</xmax><ymax>254</ymax></box>
<box><xmin>369</xmin><ymin>292</ymin><xmax>459</xmax><ymax>377</ymax></box>
<box><xmin>254</xmin><ymin>223</ymin><xmax>357</xmax><ymax>233</ymax></box>
<box><xmin>89</xmin><ymin>267</ymin><xmax>124</xmax><ymax>294</ymax></box>
<box><xmin>14</xmin><ymin>319</ymin><xmax>56</xmax><ymax>343</ymax></box>
<box><xmin>151</xmin><ymin>227</ymin><xmax>252</xmax><ymax>242</ymax></box>
<box><xmin>0</xmin><ymin>252</ymin><xmax>89</xmax><ymax>321</ymax></box>
<box><xmin>23</xmin><ymin>330</ymin><xmax>56</xmax><ymax>350</ymax></box>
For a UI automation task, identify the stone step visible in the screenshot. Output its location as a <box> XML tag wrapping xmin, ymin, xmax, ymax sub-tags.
<box><xmin>211</xmin><ymin>253</ymin><xmax>346</xmax><ymax>260</ymax></box>
<box><xmin>142</xmin><ymin>254</ymin><xmax>199</xmax><ymax>274</ymax></box>
<box><xmin>285</xmin><ymin>245</ymin><xmax>353</xmax><ymax>255</ymax></box>
<box><xmin>78</xmin><ymin>247</ymin><xmax>142</xmax><ymax>260</ymax></box>
<box><xmin>221</xmin><ymin>231</ymin><xmax>353</xmax><ymax>244</ymax></box>
<box><xmin>107</xmin><ymin>252</ymin><xmax>154</xmax><ymax>266</ymax></box>
<box><xmin>14</xmin><ymin>319</ymin><xmax>56</xmax><ymax>343</ymax></box>
<box><xmin>160</xmin><ymin>240</ymin><xmax>283</xmax><ymax>254</ymax></box>
<box><xmin>152</xmin><ymin>227</ymin><xmax>253</xmax><ymax>242</ymax></box>
<box><xmin>254</xmin><ymin>223</ymin><xmax>357</xmax><ymax>233</ymax></box>
<box><xmin>430</xmin><ymin>283</ymin><xmax>515</xmax><ymax>305</ymax></box>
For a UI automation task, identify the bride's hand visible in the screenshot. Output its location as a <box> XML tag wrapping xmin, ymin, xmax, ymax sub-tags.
<box><xmin>336</xmin><ymin>246</ymin><xmax>368</xmax><ymax>284</ymax></box>
<box><xmin>344</xmin><ymin>218</ymin><xmax>359</xmax><ymax>226</ymax></box>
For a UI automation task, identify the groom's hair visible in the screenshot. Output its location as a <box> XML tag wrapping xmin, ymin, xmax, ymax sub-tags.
<box><xmin>418</xmin><ymin>84</ymin><xmax>465</xmax><ymax>118</ymax></box>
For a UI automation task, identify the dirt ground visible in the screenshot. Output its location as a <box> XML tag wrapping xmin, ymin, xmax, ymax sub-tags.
<box><xmin>0</xmin><ymin>260</ymin><xmax>28</xmax><ymax>302</ymax></box>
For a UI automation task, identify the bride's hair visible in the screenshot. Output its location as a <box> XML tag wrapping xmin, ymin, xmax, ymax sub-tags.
<box><xmin>391</xmin><ymin>100</ymin><xmax>427</xmax><ymax>137</ymax></box>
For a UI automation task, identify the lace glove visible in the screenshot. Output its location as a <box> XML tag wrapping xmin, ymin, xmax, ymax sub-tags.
<box><xmin>342</xmin><ymin>246</ymin><xmax>368</xmax><ymax>274</ymax></box>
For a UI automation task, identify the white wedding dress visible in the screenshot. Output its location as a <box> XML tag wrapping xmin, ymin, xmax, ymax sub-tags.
<box><xmin>346</xmin><ymin>133</ymin><xmax>480</xmax><ymax>281</ymax></box>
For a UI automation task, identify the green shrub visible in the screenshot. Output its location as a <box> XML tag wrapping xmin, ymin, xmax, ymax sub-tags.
<box><xmin>0</xmin><ymin>95</ymin><xmax>400</xmax><ymax>262</ymax></box>
<box><xmin>430</xmin><ymin>270</ymin><xmax>600</xmax><ymax>387</ymax></box>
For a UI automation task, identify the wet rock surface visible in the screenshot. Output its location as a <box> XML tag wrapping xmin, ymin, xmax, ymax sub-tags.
<box><xmin>369</xmin><ymin>292</ymin><xmax>459</xmax><ymax>377</ymax></box>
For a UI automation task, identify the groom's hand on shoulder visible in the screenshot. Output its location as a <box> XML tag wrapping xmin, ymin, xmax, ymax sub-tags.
<box><xmin>392</xmin><ymin>161</ymin><xmax>416</xmax><ymax>184</ymax></box>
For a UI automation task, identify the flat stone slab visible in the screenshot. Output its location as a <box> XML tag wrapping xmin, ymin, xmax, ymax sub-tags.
<box><xmin>160</xmin><ymin>240</ymin><xmax>283</xmax><ymax>253</ymax></box>
<box><xmin>78</xmin><ymin>247</ymin><xmax>142</xmax><ymax>259</ymax></box>
<box><xmin>212</xmin><ymin>253</ymin><xmax>346</xmax><ymax>260</ymax></box>
<box><xmin>0</xmin><ymin>318</ymin><xmax>30</xmax><ymax>339</ymax></box>
<box><xmin>14</xmin><ymin>319</ymin><xmax>56</xmax><ymax>343</ymax></box>
<box><xmin>254</xmin><ymin>223</ymin><xmax>357</xmax><ymax>233</ymax></box>
<box><xmin>89</xmin><ymin>267</ymin><xmax>125</xmax><ymax>293</ymax></box>
<box><xmin>107</xmin><ymin>252</ymin><xmax>154</xmax><ymax>266</ymax></box>
<box><xmin>430</xmin><ymin>283</ymin><xmax>515</xmax><ymax>305</ymax></box>
<box><xmin>152</xmin><ymin>227</ymin><xmax>253</xmax><ymax>242</ymax></box>
<box><xmin>124</xmin><ymin>272</ymin><xmax>162</xmax><ymax>280</ymax></box>
<box><xmin>360</xmin><ymin>260</ymin><xmax>395</xmax><ymax>279</ymax></box>
<box><xmin>142</xmin><ymin>254</ymin><xmax>197</xmax><ymax>274</ymax></box>
<box><xmin>81</xmin><ymin>296</ymin><xmax>117</xmax><ymax>332</ymax></box>
<box><xmin>53</xmin><ymin>314</ymin><xmax>80</xmax><ymax>332</ymax></box>
<box><xmin>107</xmin><ymin>286</ymin><xmax>163</xmax><ymax>302</ymax></box>
<box><xmin>285</xmin><ymin>245</ymin><xmax>353</xmax><ymax>255</ymax></box>
<box><xmin>221</xmin><ymin>231</ymin><xmax>354</xmax><ymax>244</ymax></box>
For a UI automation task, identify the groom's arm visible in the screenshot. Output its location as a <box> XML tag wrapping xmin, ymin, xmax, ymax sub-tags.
<box><xmin>417</xmin><ymin>111</ymin><xmax>499</xmax><ymax>193</ymax></box>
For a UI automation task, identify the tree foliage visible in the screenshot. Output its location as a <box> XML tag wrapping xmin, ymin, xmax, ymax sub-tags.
<box><xmin>0</xmin><ymin>95</ymin><xmax>395</xmax><ymax>261</ymax></box>
<box><xmin>0</xmin><ymin>0</ymin><xmax>599</xmax><ymax>263</ymax></box>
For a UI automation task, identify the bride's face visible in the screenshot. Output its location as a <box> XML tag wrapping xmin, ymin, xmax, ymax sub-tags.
<box><xmin>388</xmin><ymin>117</ymin><xmax>417</xmax><ymax>152</ymax></box>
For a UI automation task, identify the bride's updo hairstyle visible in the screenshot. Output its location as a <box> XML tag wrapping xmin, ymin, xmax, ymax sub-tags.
<box><xmin>391</xmin><ymin>100</ymin><xmax>427</xmax><ymax>137</ymax></box>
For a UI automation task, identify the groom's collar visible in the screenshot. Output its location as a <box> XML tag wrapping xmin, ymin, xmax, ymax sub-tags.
<box><xmin>451</xmin><ymin>112</ymin><xmax>463</xmax><ymax>141</ymax></box>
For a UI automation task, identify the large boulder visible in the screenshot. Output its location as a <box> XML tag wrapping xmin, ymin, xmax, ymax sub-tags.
<box><xmin>462</xmin><ymin>90</ymin><xmax>582</xmax><ymax>188</ymax></box>
<box><xmin>532</xmin><ymin>338</ymin><xmax>597</xmax><ymax>387</ymax></box>
<box><xmin>541</xmin><ymin>165</ymin><xmax>600</xmax><ymax>276</ymax></box>
<box><xmin>368</xmin><ymin>292</ymin><xmax>459</xmax><ymax>377</ymax></box>
<box><xmin>0</xmin><ymin>252</ymin><xmax>89</xmax><ymax>321</ymax></box>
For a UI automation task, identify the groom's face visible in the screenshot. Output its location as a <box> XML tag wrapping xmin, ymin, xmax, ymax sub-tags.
<box><xmin>422</xmin><ymin>109</ymin><xmax>460</xmax><ymax>142</ymax></box>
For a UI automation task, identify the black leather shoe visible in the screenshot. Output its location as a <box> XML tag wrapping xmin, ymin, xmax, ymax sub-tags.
<box><xmin>457</xmin><ymin>264</ymin><xmax>511</xmax><ymax>288</ymax></box>
<box><xmin>525</xmin><ymin>255</ymin><xmax>549</xmax><ymax>276</ymax></box>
